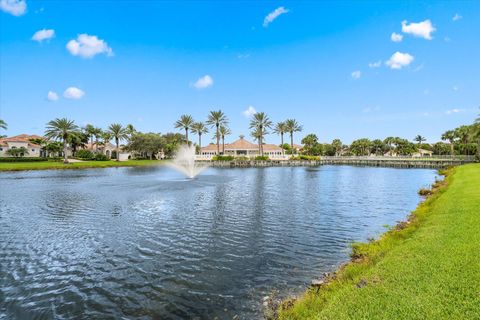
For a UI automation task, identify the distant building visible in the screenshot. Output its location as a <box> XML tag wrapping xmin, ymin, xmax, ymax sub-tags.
<box><xmin>83</xmin><ymin>142</ymin><xmax>132</xmax><ymax>161</ymax></box>
<box><xmin>199</xmin><ymin>136</ymin><xmax>285</xmax><ymax>159</ymax></box>
<box><xmin>0</xmin><ymin>134</ymin><xmax>43</xmax><ymax>157</ymax></box>
<box><xmin>413</xmin><ymin>148</ymin><xmax>433</xmax><ymax>157</ymax></box>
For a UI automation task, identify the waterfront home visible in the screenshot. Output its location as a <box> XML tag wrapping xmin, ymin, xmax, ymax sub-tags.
<box><xmin>199</xmin><ymin>136</ymin><xmax>286</xmax><ymax>160</ymax></box>
<box><xmin>413</xmin><ymin>148</ymin><xmax>433</xmax><ymax>157</ymax></box>
<box><xmin>82</xmin><ymin>142</ymin><xmax>133</xmax><ymax>161</ymax></box>
<box><xmin>0</xmin><ymin>134</ymin><xmax>43</xmax><ymax>157</ymax></box>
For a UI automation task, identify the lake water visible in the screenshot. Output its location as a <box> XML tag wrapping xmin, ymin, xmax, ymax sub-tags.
<box><xmin>0</xmin><ymin>165</ymin><xmax>437</xmax><ymax>319</ymax></box>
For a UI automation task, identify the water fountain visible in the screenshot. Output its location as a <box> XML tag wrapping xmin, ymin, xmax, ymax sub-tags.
<box><xmin>167</xmin><ymin>144</ymin><xmax>208</xmax><ymax>179</ymax></box>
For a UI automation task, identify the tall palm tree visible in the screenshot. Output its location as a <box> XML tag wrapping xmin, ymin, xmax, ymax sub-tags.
<box><xmin>216</xmin><ymin>125</ymin><xmax>231</xmax><ymax>154</ymax></box>
<box><xmin>206</xmin><ymin>110</ymin><xmax>229</xmax><ymax>155</ymax></box>
<box><xmin>84</xmin><ymin>124</ymin><xmax>96</xmax><ymax>149</ymax></box>
<box><xmin>93</xmin><ymin>127</ymin><xmax>103</xmax><ymax>152</ymax></box>
<box><xmin>108</xmin><ymin>123</ymin><xmax>128</xmax><ymax>161</ymax></box>
<box><xmin>249</xmin><ymin>112</ymin><xmax>272</xmax><ymax>156</ymax></box>
<box><xmin>174</xmin><ymin>114</ymin><xmax>195</xmax><ymax>144</ymax></box>
<box><xmin>273</xmin><ymin>121</ymin><xmax>288</xmax><ymax>154</ymax></box>
<box><xmin>191</xmin><ymin>122</ymin><xmax>209</xmax><ymax>152</ymax></box>
<box><xmin>414</xmin><ymin>135</ymin><xmax>426</xmax><ymax>147</ymax></box>
<box><xmin>0</xmin><ymin>119</ymin><xmax>7</xmax><ymax>130</ymax></box>
<box><xmin>126</xmin><ymin>124</ymin><xmax>136</xmax><ymax>142</ymax></box>
<box><xmin>441</xmin><ymin>130</ymin><xmax>456</xmax><ymax>155</ymax></box>
<box><xmin>285</xmin><ymin>119</ymin><xmax>302</xmax><ymax>153</ymax></box>
<box><xmin>45</xmin><ymin>118</ymin><xmax>79</xmax><ymax>163</ymax></box>
<box><xmin>251</xmin><ymin>127</ymin><xmax>263</xmax><ymax>153</ymax></box>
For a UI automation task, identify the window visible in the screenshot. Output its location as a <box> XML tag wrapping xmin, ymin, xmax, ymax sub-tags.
<box><xmin>0</xmin><ymin>148</ymin><xmax>2</xmax><ymax>151</ymax></box>
<box><xmin>32</xmin><ymin>149</ymin><xmax>35</xmax><ymax>152</ymax></box>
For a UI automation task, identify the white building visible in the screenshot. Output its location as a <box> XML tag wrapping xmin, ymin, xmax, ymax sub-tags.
<box><xmin>0</xmin><ymin>134</ymin><xmax>43</xmax><ymax>157</ymax></box>
<box><xmin>199</xmin><ymin>136</ymin><xmax>287</xmax><ymax>160</ymax></box>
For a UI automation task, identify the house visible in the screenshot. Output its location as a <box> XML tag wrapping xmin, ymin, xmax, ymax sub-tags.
<box><xmin>83</xmin><ymin>142</ymin><xmax>132</xmax><ymax>161</ymax></box>
<box><xmin>413</xmin><ymin>148</ymin><xmax>433</xmax><ymax>158</ymax></box>
<box><xmin>0</xmin><ymin>134</ymin><xmax>43</xmax><ymax>157</ymax></box>
<box><xmin>199</xmin><ymin>136</ymin><xmax>286</xmax><ymax>160</ymax></box>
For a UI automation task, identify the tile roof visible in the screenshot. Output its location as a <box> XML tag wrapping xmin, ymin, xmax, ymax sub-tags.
<box><xmin>200</xmin><ymin>137</ymin><xmax>283</xmax><ymax>152</ymax></box>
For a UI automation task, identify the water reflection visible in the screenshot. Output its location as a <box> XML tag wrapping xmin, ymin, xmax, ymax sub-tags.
<box><xmin>0</xmin><ymin>166</ymin><xmax>437</xmax><ymax>319</ymax></box>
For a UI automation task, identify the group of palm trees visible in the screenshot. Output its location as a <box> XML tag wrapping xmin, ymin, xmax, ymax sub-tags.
<box><xmin>174</xmin><ymin>110</ymin><xmax>302</xmax><ymax>156</ymax></box>
<box><xmin>44</xmin><ymin>118</ymin><xmax>135</xmax><ymax>163</ymax></box>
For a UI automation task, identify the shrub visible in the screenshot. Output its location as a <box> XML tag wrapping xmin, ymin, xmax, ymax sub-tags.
<box><xmin>76</xmin><ymin>149</ymin><xmax>94</xmax><ymax>160</ymax></box>
<box><xmin>0</xmin><ymin>157</ymin><xmax>48</xmax><ymax>162</ymax></box>
<box><xmin>418</xmin><ymin>188</ymin><xmax>433</xmax><ymax>196</ymax></box>
<box><xmin>236</xmin><ymin>156</ymin><xmax>249</xmax><ymax>161</ymax></box>
<box><xmin>254</xmin><ymin>155</ymin><xmax>269</xmax><ymax>161</ymax></box>
<box><xmin>212</xmin><ymin>155</ymin><xmax>234</xmax><ymax>161</ymax></box>
<box><xmin>291</xmin><ymin>155</ymin><xmax>320</xmax><ymax>161</ymax></box>
<box><xmin>94</xmin><ymin>153</ymin><xmax>109</xmax><ymax>161</ymax></box>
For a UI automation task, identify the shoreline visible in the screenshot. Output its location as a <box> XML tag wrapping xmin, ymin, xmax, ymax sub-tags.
<box><xmin>274</xmin><ymin>163</ymin><xmax>480</xmax><ymax>319</ymax></box>
<box><xmin>0</xmin><ymin>160</ymin><xmax>165</xmax><ymax>172</ymax></box>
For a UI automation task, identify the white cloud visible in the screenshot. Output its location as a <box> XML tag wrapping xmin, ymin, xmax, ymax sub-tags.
<box><xmin>452</xmin><ymin>13</ymin><xmax>462</xmax><ymax>21</ymax></box>
<box><xmin>243</xmin><ymin>106</ymin><xmax>257</xmax><ymax>118</ymax></box>
<box><xmin>351</xmin><ymin>70</ymin><xmax>361</xmax><ymax>79</ymax></box>
<box><xmin>401</xmin><ymin>20</ymin><xmax>436</xmax><ymax>40</ymax></box>
<box><xmin>193</xmin><ymin>75</ymin><xmax>213</xmax><ymax>89</ymax></box>
<box><xmin>263</xmin><ymin>6</ymin><xmax>289</xmax><ymax>27</ymax></box>
<box><xmin>63</xmin><ymin>87</ymin><xmax>85</xmax><ymax>99</ymax></box>
<box><xmin>32</xmin><ymin>29</ymin><xmax>55</xmax><ymax>42</ymax></box>
<box><xmin>237</xmin><ymin>53</ymin><xmax>250</xmax><ymax>59</ymax></box>
<box><xmin>368</xmin><ymin>60</ymin><xmax>382</xmax><ymax>68</ymax></box>
<box><xmin>445</xmin><ymin>108</ymin><xmax>464</xmax><ymax>115</ymax></box>
<box><xmin>390</xmin><ymin>32</ymin><xmax>403</xmax><ymax>42</ymax></box>
<box><xmin>66</xmin><ymin>34</ymin><xmax>113</xmax><ymax>58</ymax></box>
<box><xmin>362</xmin><ymin>106</ymin><xmax>380</xmax><ymax>113</ymax></box>
<box><xmin>0</xmin><ymin>0</ymin><xmax>26</xmax><ymax>16</ymax></box>
<box><xmin>386</xmin><ymin>51</ymin><xmax>414</xmax><ymax>69</ymax></box>
<box><xmin>47</xmin><ymin>91</ymin><xmax>59</xmax><ymax>101</ymax></box>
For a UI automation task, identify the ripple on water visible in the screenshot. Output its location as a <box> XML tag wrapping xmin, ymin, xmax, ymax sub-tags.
<box><xmin>0</xmin><ymin>166</ymin><xmax>438</xmax><ymax>319</ymax></box>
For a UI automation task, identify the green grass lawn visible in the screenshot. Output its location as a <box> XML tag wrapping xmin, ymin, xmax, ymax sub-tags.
<box><xmin>279</xmin><ymin>163</ymin><xmax>480</xmax><ymax>320</ymax></box>
<box><xmin>0</xmin><ymin>159</ymin><xmax>165</xmax><ymax>171</ymax></box>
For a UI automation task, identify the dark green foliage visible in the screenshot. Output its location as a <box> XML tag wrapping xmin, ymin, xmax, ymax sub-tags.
<box><xmin>254</xmin><ymin>155</ymin><xmax>269</xmax><ymax>161</ymax></box>
<box><xmin>76</xmin><ymin>149</ymin><xmax>95</xmax><ymax>160</ymax></box>
<box><xmin>212</xmin><ymin>155</ymin><xmax>234</xmax><ymax>161</ymax></box>
<box><xmin>0</xmin><ymin>157</ymin><xmax>47</xmax><ymax>162</ymax></box>
<box><xmin>94</xmin><ymin>153</ymin><xmax>108</xmax><ymax>161</ymax></box>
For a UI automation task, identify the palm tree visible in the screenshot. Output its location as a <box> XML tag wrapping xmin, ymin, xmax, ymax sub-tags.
<box><xmin>249</xmin><ymin>112</ymin><xmax>272</xmax><ymax>156</ymax></box>
<box><xmin>0</xmin><ymin>119</ymin><xmax>7</xmax><ymax>130</ymax></box>
<box><xmin>273</xmin><ymin>121</ymin><xmax>288</xmax><ymax>154</ymax></box>
<box><xmin>93</xmin><ymin>127</ymin><xmax>103</xmax><ymax>152</ymax></box>
<box><xmin>174</xmin><ymin>114</ymin><xmax>195</xmax><ymax>144</ymax></box>
<box><xmin>216</xmin><ymin>125</ymin><xmax>232</xmax><ymax>154</ymax></box>
<box><xmin>84</xmin><ymin>124</ymin><xmax>96</xmax><ymax>149</ymax></box>
<box><xmin>285</xmin><ymin>119</ymin><xmax>302</xmax><ymax>153</ymax></box>
<box><xmin>191</xmin><ymin>122</ymin><xmax>209</xmax><ymax>152</ymax></box>
<box><xmin>251</xmin><ymin>127</ymin><xmax>263</xmax><ymax>153</ymax></box>
<box><xmin>414</xmin><ymin>135</ymin><xmax>426</xmax><ymax>147</ymax></box>
<box><xmin>126</xmin><ymin>124</ymin><xmax>136</xmax><ymax>142</ymax></box>
<box><xmin>45</xmin><ymin>118</ymin><xmax>79</xmax><ymax>163</ymax></box>
<box><xmin>441</xmin><ymin>130</ymin><xmax>456</xmax><ymax>155</ymax></box>
<box><xmin>206</xmin><ymin>110</ymin><xmax>229</xmax><ymax>155</ymax></box>
<box><xmin>108</xmin><ymin>123</ymin><xmax>128</xmax><ymax>161</ymax></box>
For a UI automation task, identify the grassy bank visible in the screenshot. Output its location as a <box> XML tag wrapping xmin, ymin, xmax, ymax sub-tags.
<box><xmin>0</xmin><ymin>159</ymin><xmax>165</xmax><ymax>171</ymax></box>
<box><xmin>279</xmin><ymin>164</ymin><xmax>480</xmax><ymax>320</ymax></box>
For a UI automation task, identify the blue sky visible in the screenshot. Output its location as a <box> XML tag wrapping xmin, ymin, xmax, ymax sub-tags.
<box><xmin>1</xmin><ymin>0</ymin><xmax>479</xmax><ymax>144</ymax></box>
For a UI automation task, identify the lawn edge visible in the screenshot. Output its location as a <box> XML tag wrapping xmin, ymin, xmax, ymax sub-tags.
<box><xmin>274</xmin><ymin>165</ymin><xmax>456</xmax><ymax>320</ymax></box>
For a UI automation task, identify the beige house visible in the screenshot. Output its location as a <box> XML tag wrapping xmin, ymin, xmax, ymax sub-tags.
<box><xmin>413</xmin><ymin>148</ymin><xmax>433</xmax><ymax>157</ymax></box>
<box><xmin>199</xmin><ymin>136</ymin><xmax>286</xmax><ymax>160</ymax></box>
<box><xmin>0</xmin><ymin>134</ymin><xmax>43</xmax><ymax>157</ymax></box>
<box><xmin>83</xmin><ymin>142</ymin><xmax>132</xmax><ymax>161</ymax></box>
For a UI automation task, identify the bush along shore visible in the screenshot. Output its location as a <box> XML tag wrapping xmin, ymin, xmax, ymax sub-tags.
<box><xmin>270</xmin><ymin>163</ymin><xmax>480</xmax><ymax>320</ymax></box>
